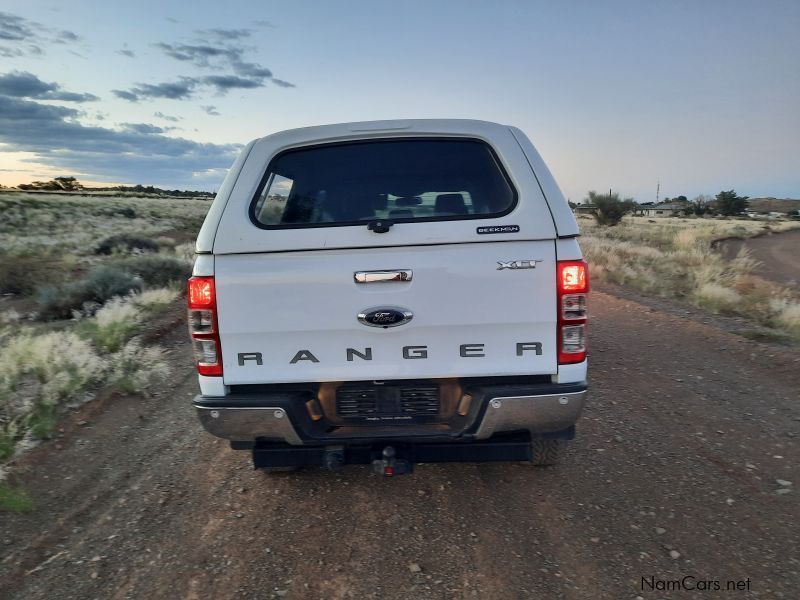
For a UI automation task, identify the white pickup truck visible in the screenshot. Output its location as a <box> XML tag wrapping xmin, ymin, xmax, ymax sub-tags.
<box><xmin>188</xmin><ymin>119</ymin><xmax>588</xmax><ymax>474</ymax></box>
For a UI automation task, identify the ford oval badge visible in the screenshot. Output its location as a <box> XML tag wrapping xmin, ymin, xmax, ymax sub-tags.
<box><xmin>358</xmin><ymin>306</ymin><xmax>413</xmax><ymax>328</ymax></box>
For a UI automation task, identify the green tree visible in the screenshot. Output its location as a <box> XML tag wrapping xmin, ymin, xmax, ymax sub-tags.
<box><xmin>715</xmin><ymin>190</ymin><xmax>749</xmax><ymax>216</ymax></box>
<box><xmin>691</xmin><ymin>194</ymin><xmax>712</xmax><ymax>216</ymax></box>
<box><xmin>586</xmin><ymin>190</ymin><xmax>637</xmax><ymax>226</ymax></box>
<box><xmin>53</xmin><ymin>176</ymin><xmax>82</xmax><ymax>191</ymax></box>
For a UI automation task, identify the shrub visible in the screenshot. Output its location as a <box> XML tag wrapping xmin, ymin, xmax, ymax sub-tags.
<box><xmin>131</xmin><ymin>287</ymin><xmax>180</xmax><ymax>311</ymax></box>
<box><xmin>770</xmin><ymin>297</ymin><xmax>800</xmax><ymax>334</ymax></box>
<box><xmin>173</xmin><ymin>242</ymin><xmax>196</xmax><ymax>263</ymax></box>
<box><xmin>95</xmin><ymin>234</ymin><xmax>159</xmax><ymax>255</ymax></box>
<box><xmin>0</xmin><ymin>309</ymin><xmax>21</xmax><ymax>324</ymax></box>
<box><xmin>82</xmin><ymin>297</ymin><xmax>142</xmax><ymax>352</ymax></box>
<box><xmin>115</xmin><ymin>207</ymin><xmax>137</xmax><ymax>219</ymax></box>
<box><xmin>585</xmin><ymin>191</ymin><xmax>636</xmax><ymax>226</ymax></box>
<box><xmin>115</xmin><ymin>255</ymin><xmax>191</xmax><ymax>288</ymax></box>
<box><xmin>0</xmin><ymin>426</ymin><xmax>17</xmax><ymax>460</ymax></box>
<box><xmin>36</xmin><ymin>266</ymin><xmax>143</xmax><ymax>321</ymax></box>
<box><xmin>0</xmin><ymin>254</ymin><xmax>59</xmax><ymax>295</ymax></box>
<box><xmin>694</xmin><ymin>283</ymin><xmax>742</xmax><ymax>313</ymax></box>
<box><xmin>108</xmin><ymin>340</ymin><xmax>170</xmax><ymax>394</ymax></box>
<box><xmin>0</xmin><ymin>332</ymin><xmax>106</xmax><ymax>450</ymax></box>
<box><xmin>36</xmin><ymin>281</ymin><xmax>95</xmax><ymax>320</ymax></box>
<box><xmin>0</xmin><ymin>332</ymin><xmax>106</xmax><ymax>404</ymax></box>
<box><xmin>86</xmin><ymin>265</ymin><xmax>143</xmax><ymax>302</ymax></box>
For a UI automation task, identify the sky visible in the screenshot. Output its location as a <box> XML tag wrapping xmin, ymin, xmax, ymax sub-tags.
<box><xmin>0</xmin><ymin>0</ymin><xmax>798</xmax><ymax>201</ymax></box>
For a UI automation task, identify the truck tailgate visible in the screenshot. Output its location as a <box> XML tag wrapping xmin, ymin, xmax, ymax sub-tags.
<box><xmin>215</xmin><ymin>241</ymin><xmax>556</xmax><ymax>384</ymax></box>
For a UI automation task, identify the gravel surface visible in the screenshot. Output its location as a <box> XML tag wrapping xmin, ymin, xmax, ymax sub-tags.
<box><xmin>1</xmin><ymin>290</ymin><xmax>798</xmax><ymax>599</ymax></box>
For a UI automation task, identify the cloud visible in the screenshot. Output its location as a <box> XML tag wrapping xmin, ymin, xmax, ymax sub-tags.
<box><xmin>197</xmin><ymin>28</ymin><xmax>253</xmax><ymax>41</ymax></box>
<box><xmin>0</xmin><ymin>71</ymin><xmax>98</xmax><ymax>102</ymax></box>
<box><xmin>155</xmin><ymin>42</ymin><xmax>238</xmax><ymax>67</ymax></box>
<box><xmin>117</xmin><ymin>48</ymin><xmax>135</xmax><ymax>58</ymax></box>
<box><xmin>0</xmin><ymin>11</ymin><xmax>35</xmax><ymax>41</ymax></box>
<box><xmin>202</xmin><ymin>75</ymin><xmax>261</xmax><ymax>91</ymax></box>
<box><xmin>112</xmin><ymin>89</ymin><xmax>139</xmax><ymax>101</ymax></box>
<box><xmin>0</xmin><ymin>94</ymin><xmax>239</xmax><ymax>188</ymax></box>
<box><xmin>113</xmin><ymin>79</ymin><xmax>196</xmax><ymax>101</ymax></box>
<box><xmin>114</xmin><ymin>68</ymin><xmax>291</xmax><ymax>102</ymax></box>
<box><xmin>122</xmin><ymin>122</ymin><xmax>170</xmax><ymax>134</ymax></box>
<box><xmin>56</xmin><ymin>30</ymin><xmax>80</xmax><ymax>43</ymax></box>
<box><xmin>0</xmin><ymin>11</ymin><xmax>81</xmax><ymax>57</ymax></box>
<box><xmin>201</xmin><ymin>105</ymin><xmax>220</xmax><ymax>116</ymax></box>
<box><xmin>143</xmin><ymin>33</ymin><xmax>295</xmax><ymax>97</ymax></box>
<box><xmin>154</xmin><ymin>111</ymin><xmax>181</xmax><ymax>122</ymax></box>
<box><xmin>230</xmin><ymin>59</ymin><xmax>272</xmax><ymax>79</ymax></box>
<box><xmin>271</xmin><ymin>78</ymin><xmax>296</xmax><ymax>88</ymax></box>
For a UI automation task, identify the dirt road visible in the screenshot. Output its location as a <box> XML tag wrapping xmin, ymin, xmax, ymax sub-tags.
<box><xmin>1</xmin><ymin>291</ymin><xmax>799</xmax><ymax>599</ymax></box>
<box><xmin>718</xmin><ymin>228</ymin><xmax>800</xmax><ymax>289</ymax></box>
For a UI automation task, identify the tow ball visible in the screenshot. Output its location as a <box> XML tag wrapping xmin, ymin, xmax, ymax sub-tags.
<box><xmin>371</xmin><ymin>446</ymin><xmax>412</xmax><ymax>477</ymax></box>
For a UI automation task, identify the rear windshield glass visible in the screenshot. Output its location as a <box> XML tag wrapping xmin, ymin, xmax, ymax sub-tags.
<box><xmin>250</xmin><ymin>139</ymin><xmax>517</xmax><ymax>228</ymax></box>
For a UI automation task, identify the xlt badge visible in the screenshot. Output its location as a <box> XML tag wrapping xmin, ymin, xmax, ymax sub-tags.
<box><xmin>497</xmin><ymin>260</ymin><xmax>543</xmax><ymax>270</ymax></box>
<box><xmin>358</xmin><ymin>306</ymin><xmax>414</xmax><ymax>328</ymax></box>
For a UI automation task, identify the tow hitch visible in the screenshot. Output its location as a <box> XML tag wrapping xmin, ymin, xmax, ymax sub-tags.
<box><xmin>250</xmin><ymin>432</ymin><xmax>536</xmax><ymax>472</ymax></box>
<box><xmin>371</xmin><ymin>446</ymin><xmax>413</xmax><ymax>477</ymax></box>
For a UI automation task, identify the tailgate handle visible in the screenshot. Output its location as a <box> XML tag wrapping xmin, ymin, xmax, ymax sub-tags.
<box><xmin>354</xmin><ymin>270</ymin><xmax>412</xmax><ymax>283</ymax></box>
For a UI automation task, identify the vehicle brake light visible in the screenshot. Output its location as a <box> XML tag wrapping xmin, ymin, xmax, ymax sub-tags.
<box><xmin>557</xmin><ymin>261</ymin><xmax>589</xmax><ymax>364</ymax></box>
<box><xmin>188</xmin><ymin>276</ymin><xmax>223</xmax><ymax>376</ymax></box>
<box><xmin>558</xmin><ymin>262</ymin><xmax>588</xmax><ymax>293</ymax></box>
<box><xmin>188</xmin><ymin>277</ymin><xmax>215</xmax><ymax>308</ymax></box>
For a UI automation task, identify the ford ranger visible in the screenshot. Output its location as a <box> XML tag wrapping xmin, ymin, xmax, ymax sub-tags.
<box><xmin>189</xmin><ymin>119</ymin><xmax>588</xmax><ymax>474</ymax></box>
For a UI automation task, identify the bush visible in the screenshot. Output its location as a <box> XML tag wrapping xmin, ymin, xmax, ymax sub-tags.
<box><xmin>585</xmin><ymin>191</ymin><xmax>636</xmax><ymax>226</ymax></box>
<box><xmin>115</xmin><ymin>255</ymin><xmax>191</xmax><ymax>287</ymax></box>
<box><xmin>0</xmin><ymin>332</ymin><xmax>106</xmax><ymax>450</ymax></box>
<box><xmin>36</xmin><ymin>281</ymin><xmax>95</xmax><ymax>320</ymax></box>
<box><xmin>108</xmin><ymin>340</ymin><xmax>170</xmax><ymax>394</ymax></box>
<box><xmin>95</xmin><ymin>234</ymin><xmax>159</xmax><ymax>255</ymax></box>
<box><xmin>82</xmin><ymin>297</ymin><xmax>142</xmax><ymax>352</ymax></box>
<box><xmin>0</xmin><ymin>254</ymin><xmax>59</xmax><ymax>295</ymax></box>
<box><xmin>694</xmin><ymin>283</ymin><xmax>742</xmax><ymax>314</ymax></box>
<box><xmin>36</xmin><ymin>265</ymin><xmax>143</xmax><ymax>321</ymax></box>
<box><xmin>770</xmin><ymin>297</ymin><xmax>800</xmax><ymax>334</ymax></box>
<box><xmin>131</xmin><ymin>287</ymin><xmax>180</xmax><ymax>311</ymax></box>
<box><xmin>86</xmin><ymin>265</ymin><xmax>143</xmax><ymax>302</ymax></box>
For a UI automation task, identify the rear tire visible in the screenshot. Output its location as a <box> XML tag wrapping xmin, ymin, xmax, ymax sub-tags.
<box><xmin>530</xmin><ymin>439</ymin><xmax>565</xmax><ymax>466</ymax></box>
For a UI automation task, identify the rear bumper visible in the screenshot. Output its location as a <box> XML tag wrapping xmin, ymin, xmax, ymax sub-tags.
<box><xmin>193</xmin><ymin>381</ymin><xmax>587</xmax><ymax>445</ymax></box>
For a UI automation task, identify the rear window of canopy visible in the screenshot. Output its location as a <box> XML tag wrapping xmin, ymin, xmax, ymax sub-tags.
<box><xmin>250</xmin><ymin>138</ymin><xmax>518</xmax><ymax>229</ymax></box>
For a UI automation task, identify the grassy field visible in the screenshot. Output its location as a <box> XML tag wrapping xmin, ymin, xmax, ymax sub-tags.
<box><xmin>0</xmin><ymin>192</ymin><xmax>210</xmax><ymax>499</ymax></box>
<box><xmin>580</xmin><ymin>215</ymin><xmax>800</xmax><ymax>338</ymax></box>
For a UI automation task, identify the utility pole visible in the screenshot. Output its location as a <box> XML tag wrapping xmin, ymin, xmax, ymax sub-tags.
<box><xmin>656</xmin><ymin>181</ymin><xmax>660</xmax><ymax>204</ymax></box>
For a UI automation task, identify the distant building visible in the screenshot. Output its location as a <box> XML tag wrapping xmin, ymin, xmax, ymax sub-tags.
<box><xmin>573</xmin><ymin>204</ymin><xmax>597</xmax><ymax>216</ymax></box>
<box><xmin>640</xmin><ymin>203</ymin><xmax>685</xmax><ymax>217</ymax></box>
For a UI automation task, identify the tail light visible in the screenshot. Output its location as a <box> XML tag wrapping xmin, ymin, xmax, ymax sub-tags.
<box><xmin>557</xmin><ymin>260</ymin><xmax>589</xmax><ymax>364</ymax></box>
<box><xmin>188</xmin><ymin>276</ymin><xmax>222</xmax><ymax>376</ymax></box>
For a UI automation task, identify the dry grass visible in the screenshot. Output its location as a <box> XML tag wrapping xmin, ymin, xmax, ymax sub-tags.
<box><xmin>0</xmin><ymin>192</ymin><xmax>209</xmax><ymax>255</ymax></box>
<box><xmin>580</xmin><ymin>215</ymin><xmax>800</xmax><ymax>336</ymax></box>
<box><xmin>0</xmin><ymin>193</ymin><xmax>196</xmax><ymax>468</ymax></box>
